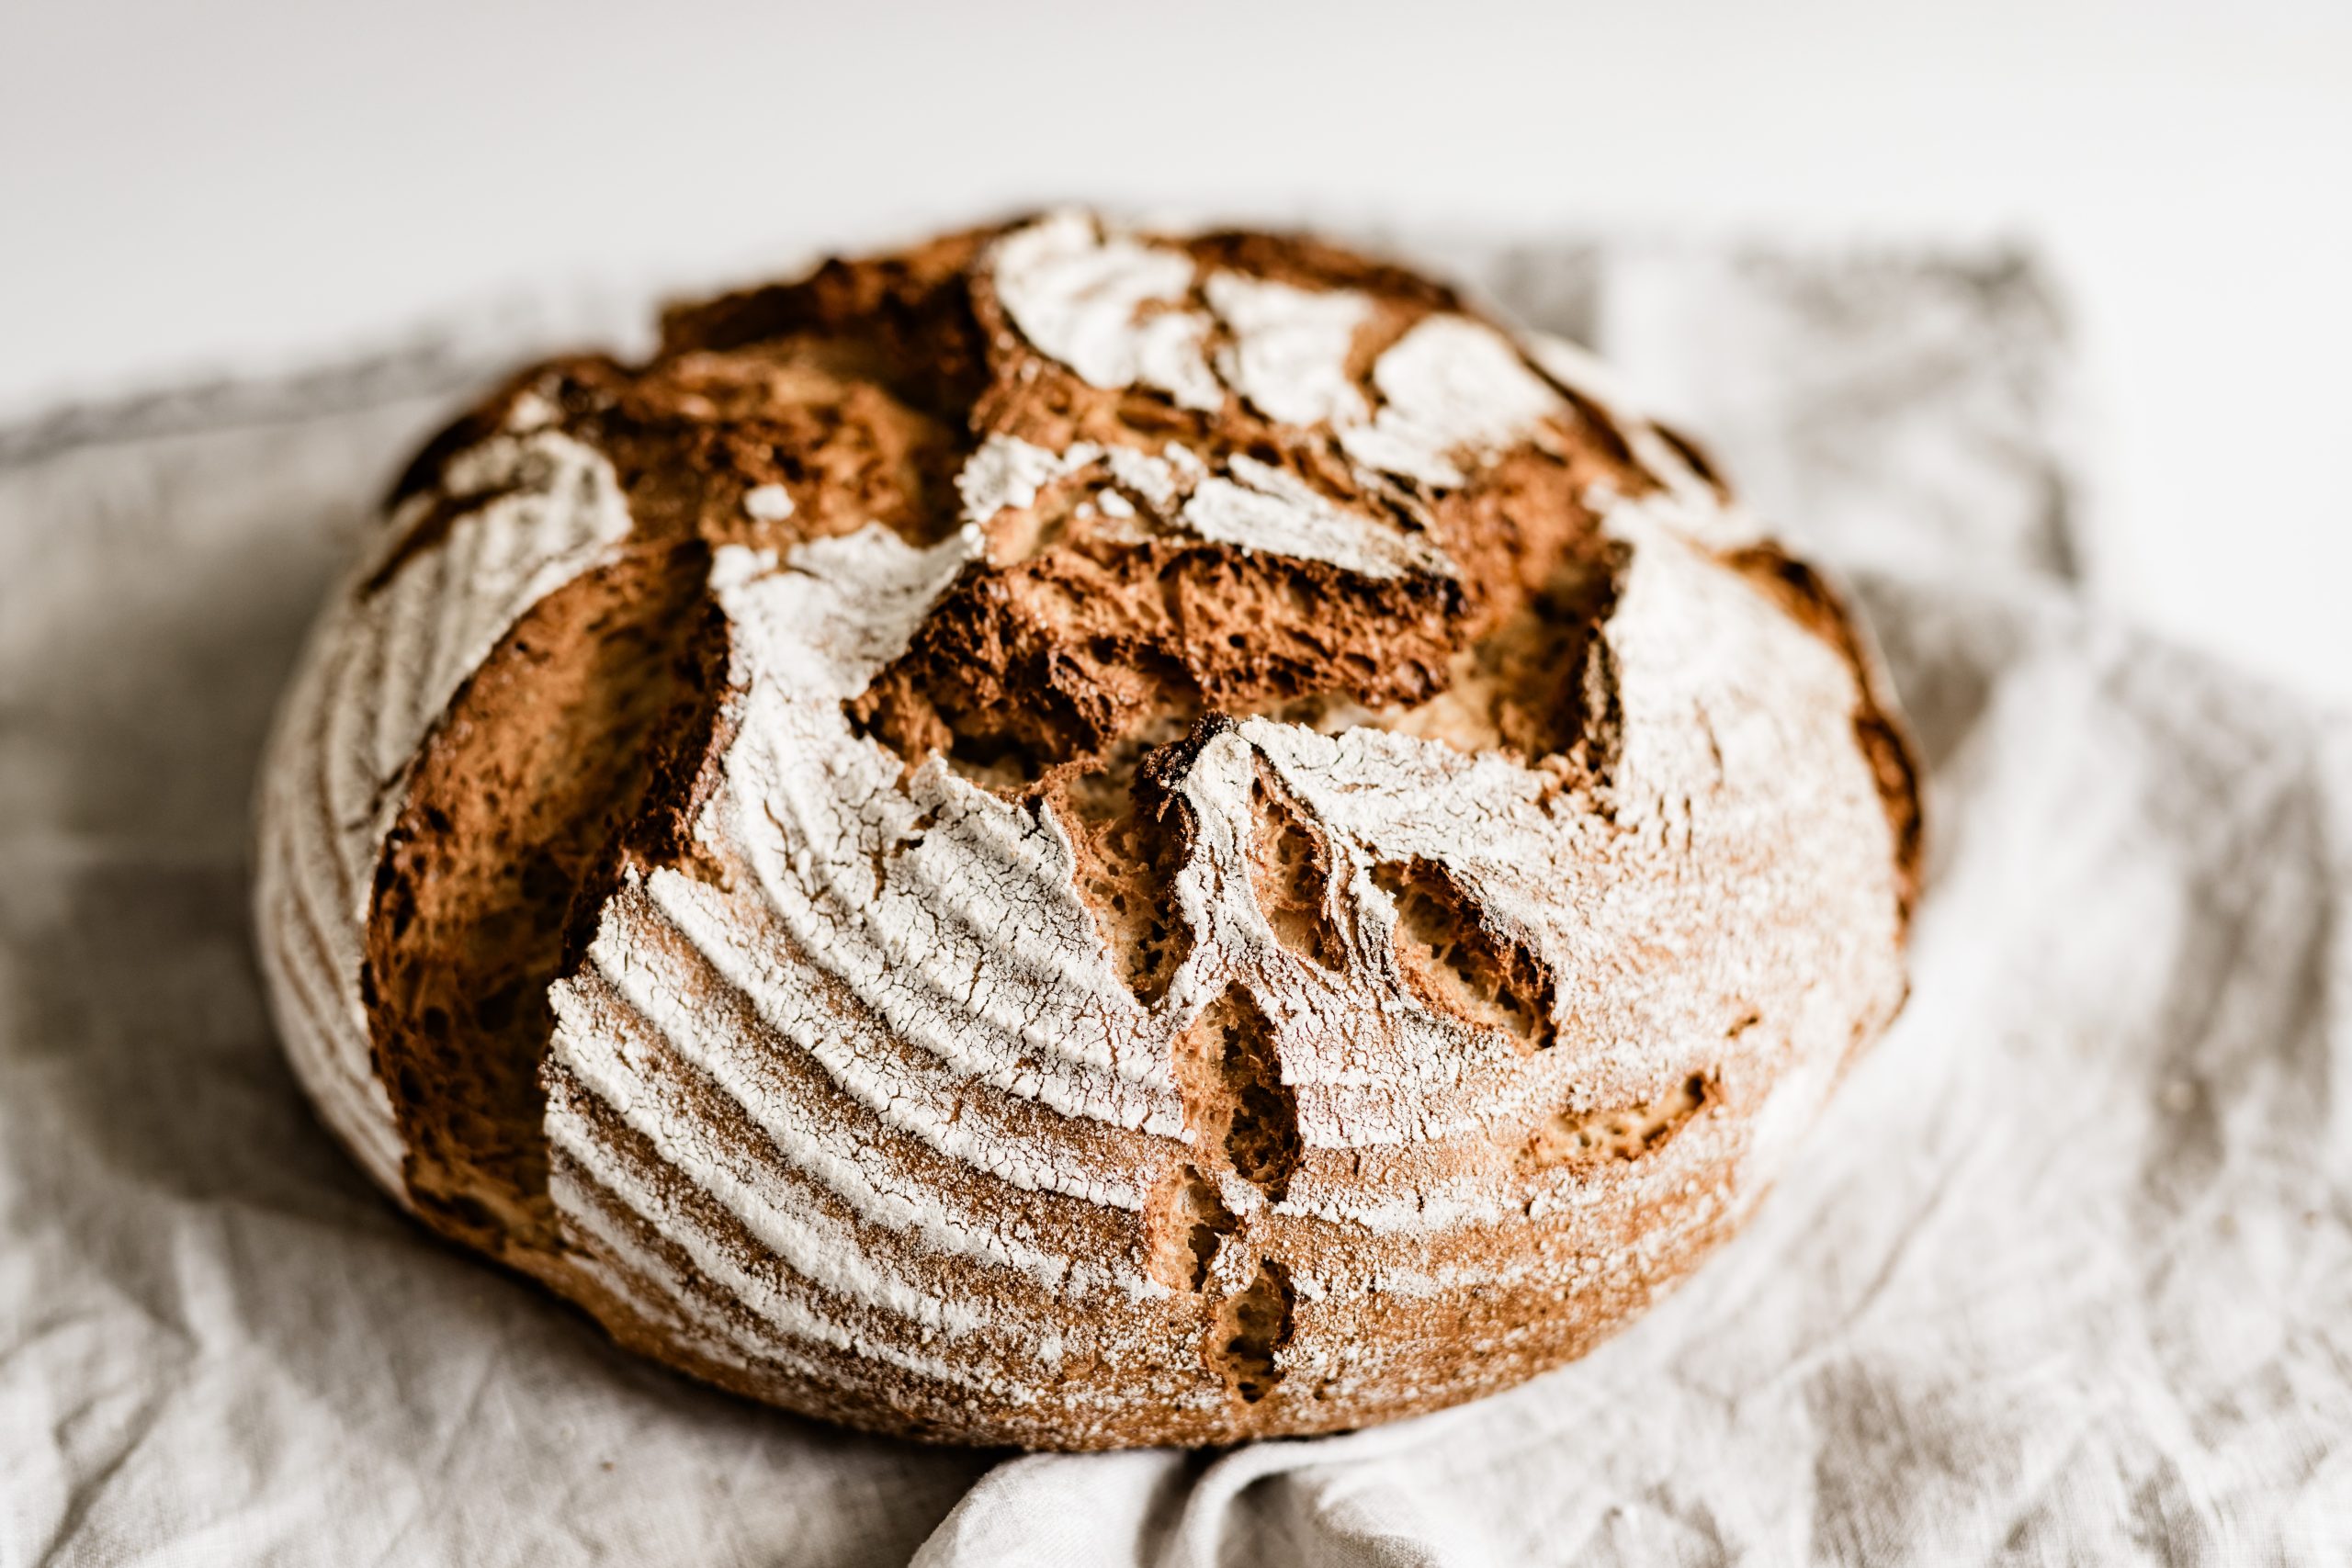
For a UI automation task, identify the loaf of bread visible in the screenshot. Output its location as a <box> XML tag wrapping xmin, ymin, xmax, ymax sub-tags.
<box><xmin>253</xmin><ymin>212</ymin><xmax>1920</xmax><ymax>1450</ymax></box>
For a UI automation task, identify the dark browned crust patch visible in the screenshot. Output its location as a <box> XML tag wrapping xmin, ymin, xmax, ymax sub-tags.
<box><xmin>656</xmin><ymin>226</ymin><xmax>998</xmax><ymax>421</ymax></box>
<box><xmin>362</xmin><ymin>543</ymin><xmax>729</xmax><ymax>1255</ymax></box>
<box><xmin>851</xmin><ymin>541</ymin><xmax>1466</xmax><ymax>773</ymax></box>
<box><xmin>828</xmin><ymin>212</ymin><xmax>1663</xmax><ymax>801</ymax></box>
<box><xmin>1519</xmin><ymin>1074</ymin><xmax>1714</xmax><ymax>1173</ymax></box>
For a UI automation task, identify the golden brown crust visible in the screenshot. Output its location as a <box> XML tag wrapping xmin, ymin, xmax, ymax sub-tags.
<box><xmin>254</xmin><ymin>212</ymin><xmax>1922</xmax><ymax>1450</ymax></box>
<box><xmin>361</xmin><ymin>545</ymin><xmax>729</xmax><ymax>1255</ymax></box>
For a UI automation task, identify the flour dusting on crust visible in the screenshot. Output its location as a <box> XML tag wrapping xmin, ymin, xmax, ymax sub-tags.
<box><xmin>254</xmin><ymin>414</ymin><xmax>631</xmax><ymax>1193</ymax></box>
<box><xmin>253</xmin><ymin>212</ymin><xmax>1918</xmax><ymax>1450</ymax></box>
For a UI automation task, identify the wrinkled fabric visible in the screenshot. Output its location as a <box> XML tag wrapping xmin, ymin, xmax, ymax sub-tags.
<box><xmin>2</xmin><ymin>239</ymin><xmax>2344</xmax><ymax>1567</ymax></box>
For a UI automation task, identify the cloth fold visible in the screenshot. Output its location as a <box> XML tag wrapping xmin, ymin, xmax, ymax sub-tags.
<box><xmin>3</xmin><ymin>236</ymin><xmax>2345</xmax><ymax>1566</ymax></box>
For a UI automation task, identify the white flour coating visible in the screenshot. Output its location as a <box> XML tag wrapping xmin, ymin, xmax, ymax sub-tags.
<box><xmin>555</xmin><ymin>1172</ymin><xmax>836</xmax><ymax>1381</ymax></box>
<box><xmin>694</xmin><ymin>532</ymin><xmax>1182</xmax><ymax>1127</ymax></box>
<box><xmin>1337</xmin><ymin>315</ymin><xmax>1566</xmax><ymax>488</ymax></box>
<box><xmin>542</xmin><ymin>1090</ymin><xmax>989</xmax><ymax>1392</ymax></box>
<box><xmin>989</xmin><ymin>215</ymin><xmax>1582</xmax><ymax>494</ymax></box>
<box><xmin>960</xmin><ymin>433</ymin><xmax>1453</xmax><ymax>581</ymax></box>
<box><xmin>989</xmin><ymin>211</ymin><xmax>1223</xmax><ymax>412</ymax></box>
<box><xmin>956</xmin><ymin>433</ymin><xmax>1091</xmax><ymax>525</ymax></box>
<box><xmin>254</xmin><ymin>416</ymin><xmax>632</xmax><ymax>1195</ymax></box>
<box><xmin>543</xmin><ymin>1039</ymin><xmax>989</xmax><ymax>1342</ymax></box>
<box><xmin>1179</xmin><ymin>457</ymin><xmax>1455</xmax><ymax>581</ymax></box>
<box><xmin>1204</xmin><ymin>271</ymin><xmax>1373</xmax><ymax>428</ymax></box>
<box><xmin>552</xmin><ymin>885</ymin><xmax>1159</xmax><ymax>1301</ymax></box>
<box><xmin>741</xmin><ymin>482</ymin><xmax>795</xmax><ymax>523</ymax></box>
<box><xmin>255</xmin><ymin>216</ymin><xmax>1914</xmax><ymax>1442</ymax></box>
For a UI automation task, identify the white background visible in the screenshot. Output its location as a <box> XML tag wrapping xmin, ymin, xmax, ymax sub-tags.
<box><xmin>5</xmin><ymin>0</ymin><xmax>2346</xmax><ymax>700</ymax></box>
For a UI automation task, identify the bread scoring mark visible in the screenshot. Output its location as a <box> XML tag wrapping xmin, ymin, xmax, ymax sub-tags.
<box><xmin>352</xmin><ymin>424</ymin><xmax>637</xmax><ymax>829</ymax></box>
<box><xmin>845</xmin><ymin>504</ymin><xmax>1463</xmax><ymax>784</ymax></box>
<box><xmin>254</xmin><ymin>415</ymin><xmax>640</xmax><ymax>1208</ymax></box>
<box><xmin>707</xmin><ymin>533</ymin><xmax>1184</xmax><ymax>1134</ymax></box>
<box><xmin>560</xmin><ymin>346</ymin><xmax>973</xmax><ymax>554</ymax></box>
<box><xmin>1370</xmin><ymin>534</ymin><xmax>1630</xmax><ymax>776</ymax></box>
<box><xmin>1247</xmin><ymin>762</ymin><xmax>1350</xmax><ymax>973</ymax></box>
<box><xmin>863</xmin><ymin>212</ymin><xmax>1689</xmax><ymax>829</ymax></box>
<box><xmin>1144</xmin><ymin>1163</ymin><xmax>1239</xmax><ymax>1292</ymax></box>
<box><xmin>1061</xmin><ymin>725</ymin><xmax>1193</xmax><ymax>1004</ymax></box>
<box><xmin>363</xmin><ymin>544</ymin><xmax>729</xmax><ymax>1253</ymax></box>
<box><xmin>1176</xmin><ymin>987</ymin><xmax>1302</xmax><ymax>1205</ymax></box>
<box><xmin>1517</xmin><ymin>1074</ymin><xmax>1713</xmax><ymax>1173</ymax></box>
<box><xmin>1372</xmin><ymin>858</ymin><xmax>1557</xmax><ymax>1053</ymax></box>
<box><xmin>1207</xmin><ymin>1257</ymin><xmax>1295</xmax><ymax>1403</ymax></box>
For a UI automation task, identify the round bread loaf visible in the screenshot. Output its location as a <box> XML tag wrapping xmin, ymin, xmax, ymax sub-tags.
<box><xmin>254</xmin><ymin>212</ymin><xmax>1920</xmax><ymax>1450</ymax></box>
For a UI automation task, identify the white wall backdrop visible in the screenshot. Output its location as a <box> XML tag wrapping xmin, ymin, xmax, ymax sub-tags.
<box><xmin>5</xmin><ymin>0</ymin><xmax>2346</xmax><ymax>697</ymax></box>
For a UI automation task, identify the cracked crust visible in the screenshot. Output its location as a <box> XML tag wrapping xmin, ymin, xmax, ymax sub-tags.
<box><xmin>253</xmin><ymin>211</ymin><xmax>1921</xmax><ymax>1450</ymax></box>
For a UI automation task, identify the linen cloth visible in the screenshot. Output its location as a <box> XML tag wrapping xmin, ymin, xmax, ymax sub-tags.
<box><xmin>3</xmin><ymin>236</ymin><xmax>2346</xmax><ymax>1566</ymax></box>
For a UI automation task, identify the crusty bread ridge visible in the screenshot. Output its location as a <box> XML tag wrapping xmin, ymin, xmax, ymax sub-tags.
<box><xmin>253</xmin><ymin>212</ymin><xmax>1920</xmax><ymax>1449</ymax></box>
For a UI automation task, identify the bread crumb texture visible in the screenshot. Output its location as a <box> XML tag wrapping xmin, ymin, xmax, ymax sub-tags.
<box><xmin>252</xmin><ymin>211</ymin><xmax>1920</xmax><ymax>1449</ymax></box>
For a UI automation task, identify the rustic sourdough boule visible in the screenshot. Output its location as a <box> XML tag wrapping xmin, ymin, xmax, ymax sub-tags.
<box><xmin>253</xmin><ymin>211</ymin><xmax>1921</xmax><ymax>1450</ymax></box>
